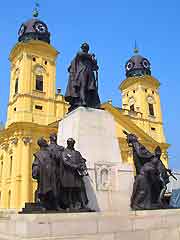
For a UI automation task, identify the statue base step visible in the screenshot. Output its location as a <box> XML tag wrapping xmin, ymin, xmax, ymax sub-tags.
<box><xmin>20</xmin><ymin>203</ymin><xmax>94</xmax><ymax>214</ymax></box>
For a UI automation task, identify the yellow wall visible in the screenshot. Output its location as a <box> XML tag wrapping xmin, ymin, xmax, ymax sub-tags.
<box><xmin>6</xmin><ymin>40</ymin><xmax>68</xmax><ymax>127</ymax></box>
<box><xmin>119</xmin><ymin>75</ymin><xmax>166</xmax><ymax>144</ymax></box>
<box><xmin>0</xmin><ymin>124</ymin><xmax>58</xmax><ymax>209</ymax></box>
<box><xmin>102</xmin><ymin>103</ymin><xmax>169</xmax><ymax>169</ymax></box>
<box><xmin>0</xmin><ymin>40</ymin><xmax>68</xmax><ymax>210</ymax></box>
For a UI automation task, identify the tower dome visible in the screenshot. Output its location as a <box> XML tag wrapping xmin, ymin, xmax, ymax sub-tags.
<box><xmin>18</xmin><ymin>18</ymin><xmax>50</xmax><ymax>44</ymax></box>
<box><xmin>18</xmin><ymin>3</ymin><xmax>50</xmax><ymax>44</ymax></box>
<box><xmin>125</xmin><ymin>53</ymin><xmax>151</xmax><ymax>78</ymax></box>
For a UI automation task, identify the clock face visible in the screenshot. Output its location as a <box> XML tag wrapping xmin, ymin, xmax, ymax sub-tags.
<box><xmin>126</xmin><ymin>61</ymin><xmax>134</xmax><ymax>71</ymax></box>
<box><xmin>18</xmin><ymin>24</ymin><xmax>26</xmax><ymax>37</ymax></box>
<box><xmin>33</xmin><ymin>21</ymin><xmax>48</xmax><ymax>33</ymax></box>
<box><xmin>142</xmin><ymin>59</ymin><xmax>150</xmax><ymax>69</ymax></box>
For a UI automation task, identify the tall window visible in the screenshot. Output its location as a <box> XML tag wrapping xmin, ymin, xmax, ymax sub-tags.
<box><xmin>130</xmin><ymin>104</ymin><xmax>135</xmax><ymax>111</ymax></box>
<box><xmin>10</xmin><ymin>156</ymin><xmax>13</xmax><ymax>176</ymax></box>
<box><xmin>15</xmin><ymin>78</ymin><xmax>19</xmax><ymax>94</ymax></box>
<box><xmin>129</xmin><ymin>97</ymin><xmax>135</xmax><ymax>112</ymax></box>
<box><xmin>0</xmin><ymin>162</ymin><xmax>3</xmax><ymax>178</ymax></box>
<box><xmin>8</xmin><ymin>190</ymin><xmax>11</xmax><ymax>208</ymax></box>
<box><xmin>36</xmin><ymin>75</ymin><xmax>43</xmax><ymax>91</ymax></box>
<box><xmin>149</xmin><ymin>103</ymin><xmax>154</xmax><ymax>116</ymax></box>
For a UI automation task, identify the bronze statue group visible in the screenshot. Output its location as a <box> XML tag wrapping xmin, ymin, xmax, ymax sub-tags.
<box><xmin>32</xmin><ymin>134</ymin><xmax>88</xmax><ymax>211</ymax></box>
<box><xmin>32</xmin><ymin>42</ymin><xmax>176</xmax><ymax>212</ymax></box>
<box><xmin>124</xmin><ymin>131</ymin><xmax>176</xmax><ymax>210</ymax></box>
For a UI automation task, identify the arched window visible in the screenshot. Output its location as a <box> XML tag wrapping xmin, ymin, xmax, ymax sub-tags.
<box><xmin>0</xmin><ymin>155</ymin><xmax>3</xmax><ymax>179</ymax></box>
<box><xmin>0</xmin><ymin>161</ymin><xmax>3</xmax><ymax>178</ymax></box>
<box><xmin>8</xmin><ymin>190</ymin><xmax>11</xmax><ymax>208</ymax></box>
<box><xmin>34</xmin><ymin>65</ymin><xmax>45</xmax><ymax>92</ymax></box>
<box><xmin>100</xmin><ymin>169</ymin><xmax>109</xmax><ymax>187</ymax></box>
<box><xmin>130</xmin><ymin>104</ymin><xmax>135</xmax><ymax>111</ymax></box>
<box><xmin>36</xmin><ymin>75</ymin><xmax>43</xmax><ymax>91</ymax></box>
<box><xmin>148</xmin><ymin>103</ymin><xmax>154</xmax><ymax>116</ymax></box>
<box><xmin>129</xmin><ymin>97</ymin><xmax>135</xmax><ymax>112</ymax></box>
<box><xmin>147</xmin><ymin>96</ymin><xmax>155</xmax><ymax>116</ymax></box>
<box><xmin>15</xmin><ymin>78</ymin><xmax>19</xmax><ymax>94</ymax></box>
<box><xmin>9</xmin><ymin>156</ymin><xmax>13</xmax><ymax>176</ymax></box>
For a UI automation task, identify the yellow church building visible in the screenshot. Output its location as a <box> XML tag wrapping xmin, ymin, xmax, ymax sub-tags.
<box><xmin>0</xmin><ymin>11</ymin><xmax>169</xmax><ymax>210</ymax></box>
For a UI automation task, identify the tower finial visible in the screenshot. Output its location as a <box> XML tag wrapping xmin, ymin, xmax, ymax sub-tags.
<box><xmin>133</xmin><ymin>40</ymin><xmax>139</xmax><ymax>54</ymax></box>
<box><xmin>32</xmin><ymin>1</ymin><xmax>40</xmax><ymax>18</ymax></box>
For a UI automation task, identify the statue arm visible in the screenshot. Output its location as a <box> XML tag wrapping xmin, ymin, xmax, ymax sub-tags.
<box><xmin>79</xmin><ymin>156</ymin><xmax>87</xmax><ymax>170</ymax></box>
<box><xmin>63</xmin><ymin>158</ymin><xmax>79</xmax><ymax>169</ymax></box>
<box><xmin>62</xmin><ymin>153</ymin><xmax>79</xmax><ymax>169</ymax></box>
<box><xmin>91</xmin><ymin>56</ymin><xmax>99</xmax><ymax>71</ymax></box>
<box><xmin>92</xmin><ymin>62</ymin><xmax>99</xmax><ymax>71</ymax></box>
<box><xmin>76</xmin><ymin>52</ymin><xmax>99</xmax><ymax>71</ymax></box>
<box><xmin>132</xmin><ymin>142</ymin><xmax>153</xmax><ymax>159</ymax></box>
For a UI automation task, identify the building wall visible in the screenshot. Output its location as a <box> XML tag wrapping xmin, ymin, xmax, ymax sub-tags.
<box><xmin>0</xmin><ymin>39</ymin><xmax>68</xmax><ymax>209</ymax></box>
<box><xmin>0</xmin><ymin>124</ymin><xmax>59</xmax><ymax>209</ymax></box>
<box><xmin>6</xmin><ymin>40</ymin><xmax>68</xmax><ymax>127</ymax></box>
<box><xmin>120</xmin><ymin>75</ymin><xmax>166</xmax><ymax>144</ymax></box>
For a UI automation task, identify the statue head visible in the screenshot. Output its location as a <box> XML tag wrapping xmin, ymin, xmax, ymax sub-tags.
<box><xmin>81</xmin><ymin>42</ymin><xmax>89</xmax><ymax>53</ymax></box>
<box><xmin>50</xmin><ymin>133</ymin><xmax>57</xmax><ymax>144</ymax></box>
<box><xmin>67</xmin><ymin>138</ymin><xmax>76</xmax><ymax>149</ymax></box>
<box><xmin>154</xmin><ymin>146</ymin><xmax>162</xmax><ymax>158</ymax></box>
<box><xmin>37</xmin><ymin>137</ymin><xmax>48</xmax><ymax>148</ymax></box>
<box><xmin>127</xmin><ymin>133</ymin><xmax>138</xmax><ymax>145</ymax></box>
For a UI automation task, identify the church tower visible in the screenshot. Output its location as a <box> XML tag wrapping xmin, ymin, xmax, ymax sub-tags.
<box><xmin>7</xmin><ymin>13</ymin><xmax>60</xmax><ymax>127</ymax></box>
<box><xmin>0</xmin><ymin>6</ymin><xmax>67</xmax><ymax>210</ymax></box>
<box><xmin>119</xmin><ymin>49</ymin><xmax>166</xmax><ymax>144</ymax></box>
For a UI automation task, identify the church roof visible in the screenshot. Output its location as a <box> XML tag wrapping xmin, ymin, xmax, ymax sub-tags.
<box><xmin>18</xmin><ymin>18</ymin><xmax>50</xmax><ymax>44</ymax></box>
<box><xmin>125</xmin><ymin>54</ymin><xmax>151</xmax><ymax>78</ymax></box>
<box><xmin>101</xmin><ymin>102</ymin><xmax>169</xmax><ymax>149</ymax></box>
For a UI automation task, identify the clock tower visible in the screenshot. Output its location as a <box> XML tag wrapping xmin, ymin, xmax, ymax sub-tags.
<box><xmin>119</xmin><ymin>49</ymin><xmax>166</xmax><ymax>144</ymax></box>
<box><xmin>7</xmin><ymin>15</ymin><xmax>63</xmax><ymax>127</ymax></box>
<box><xmin>0</xmin><ymin>9</ymin><xmax>68</xmax><ymax>209</ymax></box>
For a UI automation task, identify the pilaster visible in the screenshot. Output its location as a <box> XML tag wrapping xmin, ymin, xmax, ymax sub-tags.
<box><xmin>20</xmin><ymin>136</ymin><xmax>32</xmax><ymax>208</ymax></box>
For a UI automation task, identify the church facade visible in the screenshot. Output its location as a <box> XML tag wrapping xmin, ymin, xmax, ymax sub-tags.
<box><xmin>0</xmin><ymin>13</ymin><xmax>169</xmax><ymax>210</ymax></box>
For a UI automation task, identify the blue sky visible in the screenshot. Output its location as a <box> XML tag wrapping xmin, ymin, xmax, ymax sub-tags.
<box><xmin>0</xmin><ymin>0</ymin><xmax>180</xmax><ymax>169</ymax></box>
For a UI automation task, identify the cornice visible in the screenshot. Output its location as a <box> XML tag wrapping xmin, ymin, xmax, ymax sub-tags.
<box><xmin>119</xmin><ymin>75</ymin><xmax>160</xmax><ymax>91</ymax></box>
<box><xmin>9</xmin><ymin>40</ymin><xmax>59</xmax><ymax>62</ymax></box>
<box><xmin>8</xmin><ymin>93</ymin><xmax>66</xmax><ymax>106</ymax></box>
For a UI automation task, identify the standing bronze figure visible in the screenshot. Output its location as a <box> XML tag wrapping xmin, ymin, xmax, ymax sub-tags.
<box><xmin>32</xmin><ymin>138</ymin><xmax>59</xmax><ymax>210</ymax></box>
<box><xmin>48</xmin><ymin>133</ymin><xmax>64</xmax><ymax>208</ymax></box>
<box><xmin>130</xmin><ymin>161</ymin><xmax>155</xmax><ymax>210</ymax></box>
<box><xmin>65</xmin><ymin>43</ymin><xmax>101</xmax><ymax>112</ymax></box>
<box><xmin>61</xmin><ymin>138</ymin><xmax>88</xmax><ymax>210</ymax></box>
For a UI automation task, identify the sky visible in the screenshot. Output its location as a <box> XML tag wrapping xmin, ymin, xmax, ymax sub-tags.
<box><xmin>0</xmin><ymin>0</ymin><xmax>179</xmax><ymax>169</ymax></box>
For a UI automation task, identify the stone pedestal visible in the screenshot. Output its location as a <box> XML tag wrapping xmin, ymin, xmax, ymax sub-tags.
<box><xmin>1</xmin><ymin>209</ymin><xmax>180</xmax><ymax>240</ymax></box>
<box><xmin>57</xmin><ymin>107</ymin><xmax>134</xmax><ymax>212</ymax></box>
